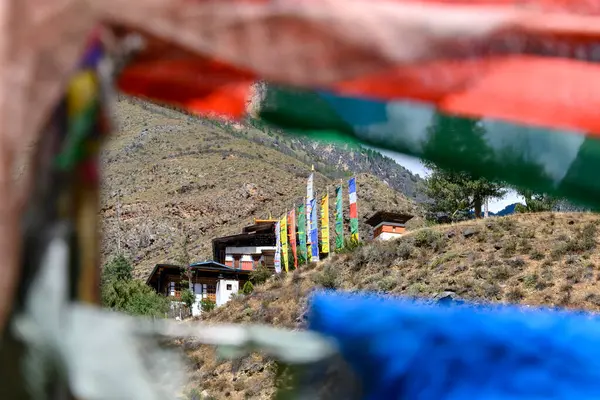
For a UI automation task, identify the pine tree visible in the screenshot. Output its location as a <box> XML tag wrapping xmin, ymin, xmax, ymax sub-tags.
<box><xmin>101</xmin><ymin>254</ymin><xmax>169</xmax><ymax>318</ymax></box>
<box><xmin>514</xmin><ymin>189</ymin><xmax>557</xmax><ymax>213</ymax></box>
<box><xmin>422</xmin><ymin>114</ymin><xmax>506</xmax><ymax>220</ymax></box>
<box><xmin>422</xmin><ymin>161</ymin><xmax>506</xmax><ymax>220</ymax></box>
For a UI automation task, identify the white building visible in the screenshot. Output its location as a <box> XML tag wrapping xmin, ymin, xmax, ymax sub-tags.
<box><xmin>365</xmin><ymin>211</ymin><xmax>414</xmax><ymax>241</ymax></box>
<box><xmin>146</xmin><ymin>261</ymin><xmax>251</xmax><ymax>317</ymax></box>
<box><xmin>213</xmin><ymin>220</ymin><xmax>278</xmax><ymax>271</ymax></box>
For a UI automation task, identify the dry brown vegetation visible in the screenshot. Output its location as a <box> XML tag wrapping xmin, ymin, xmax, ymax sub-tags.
<box><xmin>182</xmin><ymin>212</ymin><xmax>600</xmax><ymax>399</ymax></box>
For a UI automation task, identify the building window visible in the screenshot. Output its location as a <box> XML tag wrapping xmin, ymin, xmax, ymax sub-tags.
<box><xmin>206</xmin><ymin>284</ymin><xmax>217</xmax><ymax>302</ymax></box>
<box><xmin>168</xmin><ymin>281</ymin><xmax>181</xmax><ymax>298</ymax></box>
<box><xmin>226</xmin><ymin>284</ymin><xmax>232</xmax><ymax>290</ymax></box>
<box><xmin>263</xmin><ymin>254</ymin><xmax>274</xmax><ymax>269</ymax></box>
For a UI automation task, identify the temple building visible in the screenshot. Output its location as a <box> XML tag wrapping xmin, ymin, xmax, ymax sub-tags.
<box><xmin>365</xmin><ymin>211</ymin><xmax>414</xmax><ymax>241</ymax></box>
<box><xmin>146</xmin><ymin>260</ymin><xmax>251</xmax><ymax>317</ymax></box>
<box><xmin>212</xmin><ymin>218</ymin><xmax>278</xmax><ymax>271</ymax></box>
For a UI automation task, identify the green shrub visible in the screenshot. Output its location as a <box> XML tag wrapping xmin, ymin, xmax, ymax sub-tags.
<box><xmin>519</xmin><ymin>229</ymin><xmax>536</xmax><ymax>239</ymax></box>
<box><xmin>540</xmin><ymin>264</ymin><xmax>554</xmax><ymax>281</ymax></box>
<box><xmin>101</xmin><ymin>254</ymin><xmax>169</xmax><ymax>318</ymax></box>
<box><xmin>565</xmin><ymin>255</ymin><xmax>579</xmax><ymax>265</ymax></box>
<box><xmin>496</xmin><ymin>217</ymin><xmax>516</xmax><ymax>231</ymax></box>
<box><xmin>413</xmin><ymin>229</ymin><xmax>446</xmax><ymax>251</ymax></box>
<box><xmin>530</xmin><ymin>250</ymin><xmax>544</xmax><ymax>260</ymax></box>
<box><xmin>505</xmin><ymin>287</ymin><xmax>524</xmax><ymax>303</ymax></box>
<box><xmin>242</xmin><ymin>281</ymin><xmax>254</xmax><ymax>295</ymax></box>
<box><xmin>585</xmin><ymin>293</ymin><xmax>600</xmax><ymax>307</ymax></box>
<box><xmin>490</xmin><ymin>265</ymin><xmax>511</xmax><ymax>281</ymax></box>
<box><xmin>580</xmin><ymin>222</ymin><xmax>597</xmax><ymax>250</ymax></box>
<box><xmin>377</xmin><ymin>276</ymin><xmax>397</xmax><ymax>292</ymax></box>
<box><xmin>406</xmin><ymin>282</ymin><xmax>427</xmax><ymax>297</ymax></box>
<box><xmin>297</xmin><ymin>253</ymin><xmax>307</xmax><ymax>265</ymax></box>
<box><xmin>523</xmin><ymin>273</ymin><xmax>539</xmax><ymax>289</ymax></box>
<box><xmin>519</xmin><ymin>238</ymin><xmax>533</xmax><ymax>254</ymax></box>
<box><xmin>349</xmin><ymin>243</ymin><xmax>393</xmax><ymax>271</ymax></box>
<box><xmin>347</xmin><ymin>236</ymin><xmax>361</xmax><ymax>249</ymax></box>
<box><xmin>312</xmin><ymin>265</ymin><xmax>339</xmax><ymax>289</ymax></box>
<box><xmin>501</xmin><ymin>238</ymin><xmax>518</xmax><ymax>258</ymax></box>
<box><xmin>250</xmin><ymin>264</ymin><xmax>272</xmax><ymax>285</ymax></box>
<box><xmin>552</xmin><ymin>222</ymin><xmax>597</xmax><ymax>259</ymax></box>
<box><xmin>102</xmin><ymin>253</ymin><xmax>133</xmax><ymax>284</ymax></box>
<box><xmin>395</xmin><ymin>241</ymin><xmax>413</xmax><ymax>260</ymax></box>
<box><xmin>506</xmin><ymin>257</ymin><xmax>526</xmax><ymax>269</ymax></box>
<box><xmin>184</xmin><ymin>387</ymin><xmax>212</xmax><ymax>400</ymax></box>
<box><xmin>180</xmin><ymin>288</ymin><xmax>195</xmax><ymax>309</ymax></box>
<box><xmin>429</xmin><ymin>252</ymin><xmax>458</xmax><ymax>269</ymax></box>
<box><xmin>102</xmin><ymin>279</ymin><xmax>170</xmax><ymax>318</ymax></box>
<box><xmin>200</xmin><ymin>298</ymin><xmax>216</xmax><ymax>313</ymax></box>
<box><xmin>287</xmin><ymin>251</ymin><xmax>297</xmax><ymax>271</ymax></box>
<box><xmin>482</xmin><ymin>283</ymin><xmax>501</xmax><ymax>300</ymax></box>
<box><xmin>335</xmin><ymin>237</ymin><xmax>363</xmax><ymax>254</ymax></box>
<box><xmin>551</xmin><ymin>242</ymin><xmax>568</xmax><ymax>260</ymax></box>
<box><xmin>565</xmin><ymin>265</ymin><xmax>585</xmax><ymax>284</ymax></box>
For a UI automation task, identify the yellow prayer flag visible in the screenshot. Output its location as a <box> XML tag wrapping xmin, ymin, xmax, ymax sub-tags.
<box><xmin>280</xmin><ymin>215</ymin><xmax>289</xmax><ymax>272</ymax></box>
<box><xmin>320</xmin><ymin>194</ymin><xmax>330</xmax><ymax>254</ymax></box>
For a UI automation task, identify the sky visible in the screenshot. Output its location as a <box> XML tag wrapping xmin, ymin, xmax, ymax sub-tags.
<box><xmin>367</xmin><ymin>146</ymin><xmax>523</xmax><ymax>213</ymax></box>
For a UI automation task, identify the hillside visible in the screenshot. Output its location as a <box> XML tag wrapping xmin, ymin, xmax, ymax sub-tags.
<box><xmin>185</xmin><ymin>212</ymin><xmax>600</xmax><ymax>399</ymax></box>
<box><xmin>99</xmin><ymin>98</ymin><xmax>423</xmax><ymax>277</ymax></box>
<box><xmin>490</xmin><ymin>203</ymin><xmax>517</xmax><ymax>217</ymax></box>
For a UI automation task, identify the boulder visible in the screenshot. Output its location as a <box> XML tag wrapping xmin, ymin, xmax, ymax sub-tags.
<box><xmin>462</xmin><ymin>228</ymin><xmax>478</xmax><ymax>238</ymax></box>
<box><xmin>434</xmin><ymin>291</ymin><xmax>465</xmax><ymax>306</ymax></box>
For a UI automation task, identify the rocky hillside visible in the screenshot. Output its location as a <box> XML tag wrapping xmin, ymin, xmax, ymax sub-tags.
<box><xmin>100</xmin><ymin>99</ymin><xmax>423</xmax><ymax>277</ymax></box>
<box><xmin>245</xmin><ymin>118</ymin><xmax>426</xmax><ymax>201</ymax></box>
<box><xmin>184</xmin><ymin>212</ymin><xmax>600</xmax><ymax>399</ymax></box>
<box><xmin>247</xmin><ymin>81</ymin><xmax>426</xmax><ymax>201</ymax></box>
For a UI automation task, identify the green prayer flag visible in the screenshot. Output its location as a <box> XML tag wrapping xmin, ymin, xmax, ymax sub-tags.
<box><xmin>258</xmin><ymin>84</ymin><xmax>600</xmax><ymax>211</ymax></box>
<box><xmin>334</xmin><ymin>185</ymin><xmax>344</xmax><ymax>250</ymax></box>
<box><xmin>297</xmin><ymin>203</ymin><xmax>308</xmax><ymax>263</ymax></box>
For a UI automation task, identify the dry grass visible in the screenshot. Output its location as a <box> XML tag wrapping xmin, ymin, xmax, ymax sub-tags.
<box><xmin>182</xmin><ymin>212</ymin><xmax>600</xmax><ymax>398</ymax></box>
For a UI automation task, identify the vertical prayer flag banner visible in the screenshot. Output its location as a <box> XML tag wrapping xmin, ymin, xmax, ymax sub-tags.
<box><xmin>335</xmin><ymin>185</ymin><xmax>344</xmax><ymax>250</ymax></box>
<box><xmin>274</xmin><ymin>220</ymin><xmax>281</xmax><ymax>273</ymax></box>
<box><xmin>297</xmin><ymin>202</ymin><xmax>308</xmax><ymax>265</ymax></box>
<box><xmin>280</xmin><ymin>215</ymin><xmax>289</xmax><ymax>272</ymax></box>
<box><xmin>306</xmin><ymin>173</ymin><xmax>314</xmax><ymax>261</ymax></box>
<box><xmin>288</xmin><ymin>209</ymin><xmax>298</xmax><ymax>269</ymax></box>
<box><xmin>320</xmin><ymin>194</ymin><xmax>330</xmax><ymax>254</ymax></box>
<box><xmin>310</xmin><ymin>198</ymin><xmax>320</xmax><ymax>261</ymax></box>
<box><xmin>348</xmin><ymin>177</ymin><xmax>359</xmax><ymax>244</ymax></box>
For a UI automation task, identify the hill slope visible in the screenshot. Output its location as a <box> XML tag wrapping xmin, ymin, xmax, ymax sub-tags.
<box><xmin>100</xmin><ymin>99</ymin><xmax>423</xmax><ymax>276</ymax></box>
<box><xmin>186</xmin><ymin>212</ymin><xmax>600</xmax><ymax>399</ymax></box>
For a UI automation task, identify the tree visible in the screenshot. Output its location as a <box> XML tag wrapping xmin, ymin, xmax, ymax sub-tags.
<box><xmin>297</xmin><ymin>253</ymin><xmax>307</xmax><ymax>265</ymax></box>
<box><xmin>173</xmin><ymin>229</ymin><xmax>198</xmax><ymax>314</ymax></box>
<box><xmin>101</xmin><ymin>254</ymin><xmax>169</xmax><ymax>318</ymax></box>
<box><xmin>422</xmin><ymin>160</ymin><xmax>506</xmax><ymax>220</ymax></box>
<box><xmin>200</xmin><ymin>299</ymin><xmax>216</xmax><ymax>313</ymax></box>
<box><xmin>287</xmin><ymin>251</ymin><xmax>296</xmax><ymax>272</ymax></box>
<box><xmin>250</xmin><ymin>264</ymin><xmax>272</xmax><ymax>285</ymax></box>
<box><xmin>101</xmin><ymin>253</ymin><xmax>133</xmax><ymax>284</ymax></box>
<box><xmin>514</xmin><ymin>189</ymin><xmax>558</xmax><ymax>213</ymax></box>
<box><xmin>554</xmin><ymin>199</ymin><xmax>589</xmax><ymax>212</ymax></box>
<box><xmin>175</xmin><ymin>229</ymin><xmax>194</xmax><ymax>292</ymax></box>
<box><xmin>102</xmin><ymin>279</ymin><xmax>170</xmax><ymax>318</ymax></box>
<box><xmin>180</xmin><ymin>288</ymin><xmax>195</xmax><ymax>310</ymax></box>
<box><xmin>242</xmin><ymin>281</ymin><xmax>254</xmax><ymax>295</ymax></box>
<box><xmin>421</xmin><ymin>113</ymin><xmax>506</xmax><ymax>219</ymax></box>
